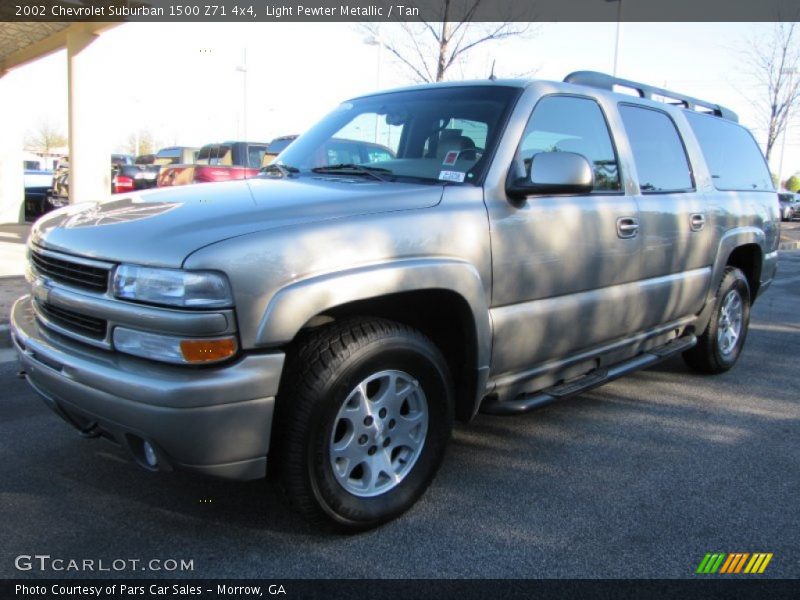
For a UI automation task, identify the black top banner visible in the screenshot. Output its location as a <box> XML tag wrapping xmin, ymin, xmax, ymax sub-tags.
<box><xmin>1</xmin><ymin>0</ymin><xmax>799</xmax><ymax>23</ymax></box>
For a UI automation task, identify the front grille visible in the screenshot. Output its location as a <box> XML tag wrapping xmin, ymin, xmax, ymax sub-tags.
<box><xmin>36</xmin><ymin>301</ymin><xmax>108</xmax><ymax>340</ymax></box>
<box><xmin>31</xmin><ymin>250</ymin><xmax>110</xmax><ymax>293</ymax></box>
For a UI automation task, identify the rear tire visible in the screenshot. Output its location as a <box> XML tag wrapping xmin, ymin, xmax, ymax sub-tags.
<box><xmin>683</xmin><ymin>267</ymin><xmax>750</xmax><ymax>374</ymax></box>
<box><xmin>275</xmin><ymin>317</ymin><xmax>453</xmax><ymax>531</ymax></box>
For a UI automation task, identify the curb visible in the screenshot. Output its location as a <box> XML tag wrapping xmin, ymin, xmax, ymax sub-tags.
<box><xmin>779</xmin><ymin>241</ymin><xmax>800</xmax><ymax>251</ymax></box>
<box><xmin>0</xmin><ymin>323</ymin><xmax>9</xmax><ymax>349</ymax></box>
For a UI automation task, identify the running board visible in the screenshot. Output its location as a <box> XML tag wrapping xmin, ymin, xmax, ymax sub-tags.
<box><xmin>481</xmin><ymin>335</ymin><xmax>697</xmax><ymax>416</ymax></box>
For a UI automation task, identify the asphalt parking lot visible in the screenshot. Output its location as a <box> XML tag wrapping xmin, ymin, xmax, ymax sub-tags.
<box><xmin>1</xmin><ymin>252</ymin><xmax>798</xmax><ymax>580</ymax></box>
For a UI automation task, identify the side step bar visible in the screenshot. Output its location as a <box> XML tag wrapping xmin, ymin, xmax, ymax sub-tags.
<box><xmin>481</xmin><ymin>335</ymin><xmax>697</xmax><ymax>416</ymax></box>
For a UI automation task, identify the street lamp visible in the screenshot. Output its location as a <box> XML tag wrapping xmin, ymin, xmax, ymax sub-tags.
<box><xmin>363</xmin><ymin>33</ymin><xmax>384</xmax><ymax>143</ymax></box>
<box><xmin>777</xmin><ymin>67</ymin><xmax>797</xmax><ymax>189</ymax></box>
<box><xmin>235</xmin><ymin>47</ymin><xmax>248</xmax><ymax>141</ymax></box>
<box><xmin>605</xmin><ymin>0</ymin><xmax>624</xmax><ymax>76</ymax></box>
<box><xmin>363</xmin><ymin>33</ymin><xmax>384</xmax><ymax>89</ymax></box>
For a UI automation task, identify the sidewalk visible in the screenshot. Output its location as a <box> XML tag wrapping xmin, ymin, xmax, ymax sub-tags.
<box><xmin>0</xmin><ymin>223</ymin><xmax>29</xmax><ymax>278</ymax></box>
<box><xmin>0</xmin><ymin>223</ymin><xmax>30</xmax><ymax>348</ymax></box>
<box><xmin>780</xmin><ymin>220</ymin><xmax>800</xmax><ymax>250</ymax></box>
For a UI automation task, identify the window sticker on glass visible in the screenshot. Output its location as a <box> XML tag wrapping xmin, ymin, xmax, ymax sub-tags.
<box><xmin>439</xmin><ymin>170</ymin><xmax>465</xmax><ymax>182</ymax></box>
<box><xmin>443</xmin><ymin>151</ymin><xmax>459</xmax><ymax>166</ymax></box>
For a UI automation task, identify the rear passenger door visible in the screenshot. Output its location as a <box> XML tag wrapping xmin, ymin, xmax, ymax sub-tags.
<box><xmin>617</xmin><ymin>104</ymin><xmax>712</xmax><ymax>325</ymax></box>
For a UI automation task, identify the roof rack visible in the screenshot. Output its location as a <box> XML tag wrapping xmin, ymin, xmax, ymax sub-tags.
<box><xmin>563</xmin><ymin>71</ymin><xmax>738</xmax><ymax>123</ymax></box>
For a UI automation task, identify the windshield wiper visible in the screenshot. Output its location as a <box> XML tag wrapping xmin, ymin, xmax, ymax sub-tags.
<box><xmin>311</xmin><ymin>163</ymin><xmax>394</xmax><ymax>182</ymax></box>
<box><xmin>260</xmin><ymin>164</ymin><xmax>300</xmax><ymax>178</ymax></box>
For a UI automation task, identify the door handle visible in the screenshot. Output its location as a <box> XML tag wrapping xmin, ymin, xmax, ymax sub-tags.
<box><xmin>690</xmin><ymin>213</ymin><xmax>706</xmax><ymax>232</ymax></box>
<box><xmin>616</xmin><ymin>216</ymin><xmax>639</xmax><ymax>239</ymax></box>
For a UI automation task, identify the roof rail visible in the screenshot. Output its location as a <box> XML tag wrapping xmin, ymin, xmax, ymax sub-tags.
<box><xmin>563</xmin><ymin>71</ymin><xmax>738</xmax><ymax>123</ymax></box>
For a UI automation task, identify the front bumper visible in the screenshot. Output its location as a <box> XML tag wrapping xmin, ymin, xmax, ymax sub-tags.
<box><xmin>10</xmin><ymin>295</ymin><xmax>285</xmax><ymax>480</ymax></box>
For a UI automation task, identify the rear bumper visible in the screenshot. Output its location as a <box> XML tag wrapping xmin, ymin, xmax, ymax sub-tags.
<box><xmin>10</xmin><ymin>295</ymin><xmax>285</xmax><ymax>480</ymax></box>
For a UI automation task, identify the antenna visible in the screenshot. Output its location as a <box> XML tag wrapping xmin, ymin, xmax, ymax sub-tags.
<box><xmin>489</xmin><ymin>60</ymin><xmax>497</xmax><ymax>81</ymax></box>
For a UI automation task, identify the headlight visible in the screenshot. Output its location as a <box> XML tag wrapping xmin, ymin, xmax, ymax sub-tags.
<box><xmin>113</xmin><ymin>265</ymin><xmax>233</xmax><ymax>308</ymax></box>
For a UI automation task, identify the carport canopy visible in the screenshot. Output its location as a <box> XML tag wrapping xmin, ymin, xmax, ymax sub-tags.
<box><xmin>1</xmin><ymin>22</ymin><xmax>118</xmax><ymax>223</ymax></box>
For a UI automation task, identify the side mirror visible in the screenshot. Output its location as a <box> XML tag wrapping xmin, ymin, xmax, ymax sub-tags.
<box><xmin>507</xmin><ymin>151</ymin><xmax>594</xmax><ymax>199</ymax></box>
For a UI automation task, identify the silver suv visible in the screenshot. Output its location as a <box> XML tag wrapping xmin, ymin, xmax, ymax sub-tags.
<box><xmin>11</xmin><ymin>72</ymin><xmax>780</xmax><ymax>530</ymax></box>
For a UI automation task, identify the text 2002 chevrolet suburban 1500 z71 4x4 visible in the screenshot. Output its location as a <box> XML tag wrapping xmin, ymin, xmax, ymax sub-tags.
<box><xmin>12</xmin><ymin>72</ymin><xmax>779</xmax><ymax>530</ymax></box>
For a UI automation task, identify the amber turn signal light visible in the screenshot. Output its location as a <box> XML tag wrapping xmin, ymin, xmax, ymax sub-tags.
<box><xmin>180</xmin><ymin>337</ymin><xmax>237</xmax><ymax>363</ymax></box>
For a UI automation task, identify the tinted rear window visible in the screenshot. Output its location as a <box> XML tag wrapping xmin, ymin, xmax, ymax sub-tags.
<box><xmin>247</xmin><ymin>145</ymin><xmax>267</xmax><ymax>168</ymax></box>
<box><xmin>685</xmin><ymin>112</ymin><xmax>773</xmax><ymax>192</ymax></box>
<box><xmin>197</xmin><ymin>145</ymin><xmax>232</xmax><ymax>165</ymax></box>
<box><xmin>619</xmin><ymin>105</ymin><xmax>693</xmax><ymax>193</ymax></box>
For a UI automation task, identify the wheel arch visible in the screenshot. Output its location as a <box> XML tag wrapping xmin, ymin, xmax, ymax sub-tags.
<box><xmin>712</xmin><ymin>228</ymin><xmax>766</xmax><ymax>304</ymax></box>
<box><xmin>257</xmin><ymin>259</ymin><xmax>492</xmax><ymax>421</ymax></box>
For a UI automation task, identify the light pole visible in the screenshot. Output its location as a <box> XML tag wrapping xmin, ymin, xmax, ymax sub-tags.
<box><xmin>364</xmin><ymin>33</ymin><xmax>384</xmax><ymax>143</ymax></box>
<box><xmin>605</xmin><ymin>0</ymin><xmax>623</xmax><ymax>76</ymax></box>
<box><xmin>235</xmin><ymin>47</ymin><xmax>248</xmax><ymax>141</ymax></box>
<box><xmin>777</xmin><ymin>67</ymin><xmax>797</xmax><ymax>189</ymax></box>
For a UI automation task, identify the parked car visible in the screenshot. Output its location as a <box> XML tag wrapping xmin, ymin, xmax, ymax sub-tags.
<box><xmin>111</xmin><ymin>165</ymin><xmax>149</xmax><ymax>194</ymax></box>
<box><xmin>113</xmin><ymin>147</ymin><xmax>202</xmax><ymax>194</ymax></box>
<box><xmin>157</xmin><ymin>141</ymin><xmax>268</xmax><ymax>187</ymax></box>
<box><xmin>23</xmin><ymin>169</ymin><xmax>54</xmax><ymax>221</ymax></box>
<box><xmin>13</xmin><ymin>72</ymin><xmax>779</xmax><ymax>531</ymax></box>
<box><xmin>152</xmin><ymin>146</ymin><xmax>199</xmax><ymax>166</ymax></box>
<box><xmin>111</xmin><ymin>154</ymin><xmax>135</xmax><ymax>167</ymax></box>
<box><xmin>134</xmin><ymin>154</ymin><xmax>156</xmax><ymax>165</ymax></box>
<box><xmin>778</xmin><ymin>192</ymin><xmax>798</xmax><ymax>221</ymax></box>
<box><xmin>261</xmin><ymin>136</ymin><xmax>395</xmax><ymax>168</ymax></box>
<box><xmin>261</xmin><ymin>135</ymin><xmax>298</xmax><ymax>164</ymax></box>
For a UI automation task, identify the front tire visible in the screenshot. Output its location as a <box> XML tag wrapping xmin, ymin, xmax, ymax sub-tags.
<box><xmin>683</xmin><ymin>267</ymin><xmax>751</xmax><ymax>374</ymax></box>
<box><xmin>275</xmin><ymin>317</ymin><xmax>453</xmax><ymax>531</ymax></box>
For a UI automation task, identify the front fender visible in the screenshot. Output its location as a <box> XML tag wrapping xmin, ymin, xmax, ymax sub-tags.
<box><xmin>255</xmin><ymin>258</ymin><xmax>492</xmax><ymax>373</ymax></box>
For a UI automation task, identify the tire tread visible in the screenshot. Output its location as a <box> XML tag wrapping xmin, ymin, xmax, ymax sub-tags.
<box><xmin>273</xmin><ymin>317</ymin><xmax>446</xmax><ymax>529</ymax></box>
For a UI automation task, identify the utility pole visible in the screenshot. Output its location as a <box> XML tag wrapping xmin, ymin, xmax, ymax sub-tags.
<box><xmin>236</xmin><ymin>47</ymin><xmax>248</xmax><ymax>141</ymax></box>
<box><xmin>777</xmin><ymin>67</ymin><xmax>797</xmax><ymax>189</ymax></box>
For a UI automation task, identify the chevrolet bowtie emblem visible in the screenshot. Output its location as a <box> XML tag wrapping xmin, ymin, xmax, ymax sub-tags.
<box><xmin>31</xmin><ymin>279</ymin><xmax>51</xmax><ymax>304</ymax></box>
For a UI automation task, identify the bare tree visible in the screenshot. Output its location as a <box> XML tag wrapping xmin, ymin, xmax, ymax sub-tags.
<box><xmin>24</xmin><ymin>120</ymin><xmax>67</xmax><ymax>153</ymax></box>
<box><xmin>744</xmin><ymin>23</ymin><xmax>800</xmax><ymax>164</ymax></box>
<box><xmin>123</xmin><ymin>130</ymin><xmax>155</xmax><ymax>157</ymax></box>
<box><xmin>362</xmin><ymin>0</ymin><xmax>531</xmax><ymax>83</ymax></box>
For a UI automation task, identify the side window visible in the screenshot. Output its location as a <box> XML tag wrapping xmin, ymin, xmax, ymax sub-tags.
<box><xmin>684</xmin><ymin>111</ymin><xmax>773</xmax><ymax>191</ymax></box>
<box><xmin>519</xmin><ymin>95</ymin><xmax>621</xmax><ymax>192</ymax></box>
<box><xmin>247</xmin><ymin>145</ymin><xmax>267</xmax><ymax>168</ymax></box>
<box><xmin>618</xmin><ymin>105</ymin><xmax>693</xmax><ymax>193</ymax></box>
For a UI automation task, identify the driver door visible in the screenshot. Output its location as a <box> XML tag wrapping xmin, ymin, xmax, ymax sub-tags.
<box><xmin>486</xmin><ymin>94</ymin><xmax>643</xmax><ymax>378</ymax></box>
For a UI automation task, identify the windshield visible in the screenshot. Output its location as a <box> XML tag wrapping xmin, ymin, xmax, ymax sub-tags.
<box><xmin>272</xmin><ymin>85</ymin><xmax>521</xmax><ymax>185</ymax></box>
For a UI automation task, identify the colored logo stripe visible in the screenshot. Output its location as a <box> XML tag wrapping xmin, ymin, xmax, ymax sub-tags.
<box><xmin>696</xmin><ymin>552</ymin><xmax>773</xmax><ymax>574</ymax></box>
<box><xmin>744</xmin><ymin>553</ymin><xmax>773</xmax><ymax>574</ymax></box>
<box><xmin>720</xmin><ymin>553</ymin><xmax>749</xmax><ymax>573</ymax></box>
<box><xmin>696</xmin><ymin>553</ymin><xmax>726</xmax><ymax>574</ymax></box>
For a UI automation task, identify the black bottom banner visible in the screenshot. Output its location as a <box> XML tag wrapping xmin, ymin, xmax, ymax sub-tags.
<box><xmin>3</xmin><ymin>579</ymin><xmax>800</xmax><ymax>600</ymax></box>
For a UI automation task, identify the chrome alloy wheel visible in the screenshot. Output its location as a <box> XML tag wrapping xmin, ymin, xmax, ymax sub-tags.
<box><xmin>716</xmin><ymin>289</ymin><xmax>743</xmax><ymax>356</ymax></box>
<box><xmin>329</xmin><ymin>370</ymin><xmax>428</xmax><ymax>498</ymax></box>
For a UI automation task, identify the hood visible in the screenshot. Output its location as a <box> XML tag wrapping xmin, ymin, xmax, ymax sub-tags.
<box><xmin>31</xmin><ymin>177</ymin><xmax>443</xmax><ymax>267</ymax></box>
